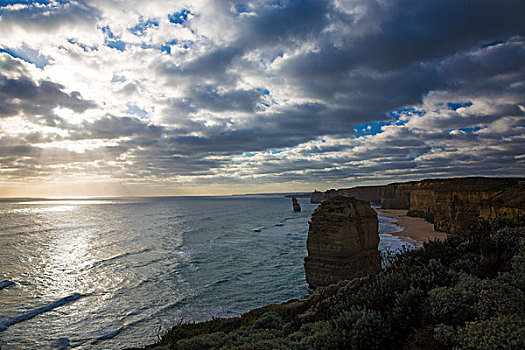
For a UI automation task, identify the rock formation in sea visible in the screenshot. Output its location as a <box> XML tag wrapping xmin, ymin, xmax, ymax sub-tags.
<box><xmin>310</xmin><ymin>190</ymin><xmax>324</xmax><ymax>204</ymax></box>
<box><xmin>321</xmin><ymin>177</ymin><xmax>524</xmax><ymax>235</ymax></box>
<box><xmin>304</xmin><ymin>196</ymin><xmax>381</xmax><ymax>289</ymax></box>
<box><xmin>292</xmin><ymin>196</ymin><xmax>301</xmax><ymax>212</ymax></box>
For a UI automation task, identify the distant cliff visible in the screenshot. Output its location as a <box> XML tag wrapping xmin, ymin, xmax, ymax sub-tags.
<box><xmin>324</xmin><ymin>177</ymin><xmax>524</xmax><ymax>234</ymax></box>
<box><xmin>325</xmin><ymin>182</ymin><xmax>418</xmax><ymax>209</ymax></box>
<box><xmin>478</xmin><ymin>182</ymin><xmax>525</xmax><ymax>222</ymax></box>
<box><xmin>310</xmin><ymin>190</ymin><xmax>324</xmax><ymax>203</ymax></box>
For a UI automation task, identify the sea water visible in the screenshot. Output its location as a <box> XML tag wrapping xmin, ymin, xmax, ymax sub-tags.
<box><xmin>0</xmin><ymin>196</ymin><xmax>414</xmax><ymax>349</ymax></box>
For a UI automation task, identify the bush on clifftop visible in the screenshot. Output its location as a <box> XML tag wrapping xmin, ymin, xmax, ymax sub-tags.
<box><xmin>139</xmin><ymin>222</ymin><xmax>525</xmax><ymax>350</ymax></box>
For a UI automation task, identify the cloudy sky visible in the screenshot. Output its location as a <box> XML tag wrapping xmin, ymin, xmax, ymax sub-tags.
<box><xmin>0</xmin><ymin>0</ymin><xmax>524</xmax><ymax>197</ymax></box>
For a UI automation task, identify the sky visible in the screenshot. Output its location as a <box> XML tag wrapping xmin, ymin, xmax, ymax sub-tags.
<box><xmin>0</xmin><ymin>0</ymin><xmax>524</xmax><ymax>197</ymax></box>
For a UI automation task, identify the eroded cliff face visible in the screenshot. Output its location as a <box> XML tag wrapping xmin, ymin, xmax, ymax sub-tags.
<box><xmin>478</xmin><ymin>182</ymin><xmax>525</xmax><ymax>224</ymax></box>
<box><xmin>319</xmin><ymin>177</ymin><xmax>523</xmax><ymax>235</ymax></box>
<box><xmin>304</xmin><ymin>196</ymin><xmax>380</xmax><ymax>289</ymax></box>
<box><xmin>380</xmin><ymin>183</ymin><xmax>416</xmax><ymax>209</ymax></box>
<box><xmin>324</xmin><ymin>182</ymin><xmax>416</xmax><ymax>209</ymax></box>
<box><xmin>324</xmin><ymin>186</ymin><xmax>382</xmax><ymax>204</ymax></box>
<box><xmin>407</xmin><ymin>178</ymin><xmax>523</xmax><ymax>234</ymax></box>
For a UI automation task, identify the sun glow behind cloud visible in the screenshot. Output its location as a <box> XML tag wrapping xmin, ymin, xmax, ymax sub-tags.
<box><xmin>0</xmin><ymin>0</ymin><xmax>524</xmax><ymax>197</ymax></box>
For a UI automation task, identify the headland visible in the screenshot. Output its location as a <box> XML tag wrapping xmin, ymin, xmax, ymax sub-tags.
<box><xmin>136</xmin><ymin>176</ymin><xmax>524</xmax><ymax>350</ymax></box>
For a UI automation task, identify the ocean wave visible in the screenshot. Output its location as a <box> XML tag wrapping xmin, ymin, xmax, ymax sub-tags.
<box><xmin>50</xmin><ymin>337</ymin><xmax>70</xmax><ymax>350</ymax></box>
<box><xmin>0</xmin><ymin>280</ymin><xmax>14</xmax><ymax>291</ymax></box>
<box><xmin>0</xmin><ymin>293</ymin><xmax>82</xmax><ymax>332</ymax></box>
<box><xmin>90</xmin><ymin>248</ymin><xmax>152</xmax><ymax>269</ymax></box>
<box><xmin>95</xmin><ymin>328</ymin><xmax>121</xmax><ymax>341</ymax></box>
<box><xmin>87</xmin><ymin>297</ymin><xmax>187</xmax><ymax>346</ymax></box>
<box><xmin>379</xmin><ymin>222</ymin><xmax>404</xmax><ymax>234</ymax></box>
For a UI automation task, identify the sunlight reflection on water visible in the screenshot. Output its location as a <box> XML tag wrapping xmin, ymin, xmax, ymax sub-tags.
<box><xmin>18</xmin><ymin>200</ymin><xmax>114</xmax><ymax>206</ymax></box>
<box><xmin>0</xmin><ymin>197</ymin><xmax>419</xmax><ymax>349</ymax></box>
<box><xmin>11</xmin><ymin>206</ymin><xmax>76</xmax><ymax>213</ymax></box>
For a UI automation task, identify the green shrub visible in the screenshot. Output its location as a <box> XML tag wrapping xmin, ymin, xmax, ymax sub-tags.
<box><xmin>289</xmin><ymin>321</ymin><xmax>341</xmax><ymax>350</ymax></box>
<box><xmin>390</xmin><ymin>287</ymin><xmax>426</xmax><ymax>331</ymax></box>
<box><xmin>176</xmin><ymin>331</ymin><xmax>226</xmax><ymax>350</ymax></box>
<box><xmin>252</xmin><ymin>311</ymin><xmax>283</xmax><ymax>330</ymax></box>
<box><xmin>429</xmin><ymin>284</ymin><xmax>477</xmax><ymax>325</ymax></box>
<box><xmin>334</xmin><ymin>306</ymin><xmax>392</xmax><ymax>349</ymax></box>
<box><xmin>457</xmin><ymin>314</ymin><xmax>525</xmax><ymax>350</ymax></box>
<box><xmin>433</xmin><ymin>323</ymin><xmax>457</xmax><ymax>348</ymax></box>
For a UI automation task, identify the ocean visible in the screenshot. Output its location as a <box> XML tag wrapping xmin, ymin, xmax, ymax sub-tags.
<box><xmin>0</xmin><ymin>196</ymin><xmax>414</xmax><ymax>349</ymax></box>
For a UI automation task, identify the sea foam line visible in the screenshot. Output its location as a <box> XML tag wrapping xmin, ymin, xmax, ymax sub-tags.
<box><xmin>0</xmin><ymin>293</ymin><xmax>82</xmax><ymax>332</ymax></box>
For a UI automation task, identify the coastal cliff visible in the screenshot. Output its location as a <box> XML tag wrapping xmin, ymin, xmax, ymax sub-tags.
<box><xmin>325</xmin><ymin>182</ymin><xmax>417</xmax><ymax>209</ymax></box>
<box><xmin>310</xmin><ymin>190</ymin><xmax>324</xmax><ymax>203</ymax></box>
<box><xmin>406</xmin><ymin>178</ymin><xmax>522</xmax><ymax>233</ymax></box>
<box><xmin>137</xmin><ymin>180</ymin><xmax>524</xmax><ymax>350</ymax></box>
<box><xmin>323</xmin><ymin>177</ymin><xmax>524</xmax><ymax>234</ymax></box>
<box><xmin>304</xmin><ymin>196</ymin><xmax>380</xmax><ymax>289</ymax></box>
<box><xmin>478</xmin><ymin>182</ymin><xmax>525</xmax><ymax>223</ymax></box>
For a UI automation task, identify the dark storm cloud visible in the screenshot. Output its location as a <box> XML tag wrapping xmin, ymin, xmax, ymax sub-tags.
<box><xmin>280</xmin><ymin>0</ymin><xmax>525</xmax><ymax>75</ymax></box>
<box><xmin>237</xmin><ymin>0</ymin><xmax>331</xmax><ymax>48</ymax></box>
<box><xmin>157</xmin><ymin>46</ymin><xmax>243</xmax><ymax>86</ymax></box>
<box><xmin>162</xmin><ymin>86</ymin><xmax>266</xmax><ymax>116</ymax></box>
<box><xmin>0</xmin><ymin>54</ymin><xmax>96</xmax><ymax>125</ymax></box>
<box><xmin>157</xmin><ymin>0</ymin><xmax>525</xmax><ymax>146</ymax></box>
<box><xmin>190</xmin><ymin>86</ymin><xmax>264</xmax><ymax>113</ymax></box>
<box><xmin>162</xmin><ymin>103</ymin><xmax>380</xmax><ymax>156</ymax></box>
<box><xmin>71</xmin><ymin>115</ymin><xmax>164</xmax><ymax>140</ymax></box>
<box><xmin>277</xmin><ymin>2</ymin><xmax>525</xmax><ymax>108</ymax></box>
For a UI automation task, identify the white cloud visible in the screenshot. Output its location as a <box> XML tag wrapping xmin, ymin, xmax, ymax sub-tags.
<box><xmin>0</xmin><ymin>0</ymin><xmax>524</xmax><ymax>196</ymax></box>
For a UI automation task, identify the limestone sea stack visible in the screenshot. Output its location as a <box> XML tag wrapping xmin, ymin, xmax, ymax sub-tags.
<box><xmin>310</xmin><ymin>190</ymin><xmax>324</xmax><ymax>204</ymax></box>
<box><xmin>304</xmin><ymin>196</ymin><xmax>381</xmax><ymax>289</ymax></box>
<box><xmin>292</xmin><ymin>196</ymin><xmax>301</xmax><ymax>212</ymax></box>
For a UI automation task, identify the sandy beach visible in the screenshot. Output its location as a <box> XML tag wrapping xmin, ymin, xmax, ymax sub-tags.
<box><xmin>377</xmin><ymin>209</ymin><xmax>448</xmax><ymax>242</ymax></box>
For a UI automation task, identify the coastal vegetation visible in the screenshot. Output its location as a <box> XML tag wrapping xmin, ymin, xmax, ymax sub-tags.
<box><xmin>141</xmin><ymin>218</ymin><xmax>525</xmax><ymax>349</ymax></box>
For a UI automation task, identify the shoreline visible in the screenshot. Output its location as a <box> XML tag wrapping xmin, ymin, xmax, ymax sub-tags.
<box><xmin>376</xmin><ymin>209</ymin><xmax>448</xmax><ymax>242</ymax></box>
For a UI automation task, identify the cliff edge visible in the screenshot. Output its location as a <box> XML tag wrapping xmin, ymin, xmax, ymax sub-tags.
<box><xmin>324</xmin><ymin>177</ymin><xmax>524</xmax><ymax>234</ymax></box>
<box><xmin>310</xmin><ymin>190</ymin><xmax>324</xmax><ymax>204</ymax></box>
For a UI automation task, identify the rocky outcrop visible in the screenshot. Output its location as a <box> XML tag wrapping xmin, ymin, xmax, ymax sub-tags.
<box><xmin>310</xmin><ymin>190</ymin><xmax>324</xmax><ymax>204</ymax></box>
<box><xmin>304</xmin><ymin>196</ymin><xmax>381</xmax><ymax>289</ymax></box>
<box><xmin>292</xmin><ymin>196</ymin><xmax>301</xmax><ymax>212</ymax></box>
